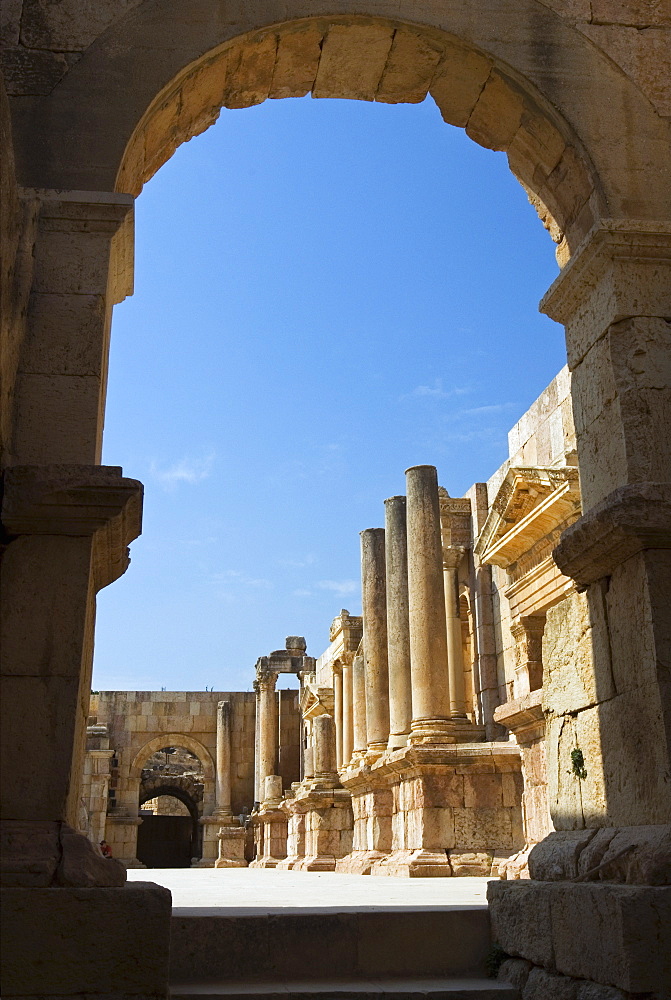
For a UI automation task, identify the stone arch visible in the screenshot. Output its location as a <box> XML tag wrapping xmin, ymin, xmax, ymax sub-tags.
<box><xmin>130</xmin><ymin>734</ymin><xmax>214</xmax><ymax>782</ymax></box>
<box><xmin>114</xmin><ymin>17</ymin><xmax>600</xmax><ymax>259</ymax></box>
<box><xmin>140</xmin><ymin>773</ymin><xmax>204</xmax><ymax>807</ymax></box>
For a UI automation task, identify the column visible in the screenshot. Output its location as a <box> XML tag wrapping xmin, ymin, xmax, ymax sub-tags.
<box><xmin>443</xmin><ymin>546</ymin><xmax>468</xmax><ymax>718</ymax></box>
<box><xmin>342</xmin><ymin>659</ymin><xmax>354</xmax><ymax>764</ymax></box>
<box><xmin>360</xmin><ymin>528</ymin><xmax>390</xmax><ymax>753</ymax></box>
<box><xmin>214</xmin><ymin>700</ymin><xmax>233</xmax><ymax>818</ymax></box>
<box><xmin>385</xmin><ymin>496</ymin><xmax>412</xmax><ymax>749</ymax></box>
<box><xmin>405</xmin><ymin>465</ymin><xmax>452</xmax><ymax>742</ymax></box>
<box><xmin>254</xmin><ymin>667</ymin><xmax>278</xmax><ymax>801</ymax></box>
<box><xmin>352</xmin><ymin>650</ymin><xmax>367</xmax><ymax>754</ymax></box>
<box><xmin>1</xmin><ymin>465</ymin><xmax>142</xmax><ymax>886</ymax></box>
<box><xmin>333</xmin><ymin>664</ymin><xmax>343</xmax><ymax>768</ymax></box>
<box><xmin>313</xmin><ymin>715</ymin><xmax>338</xmax><ymax>778</ymax></box>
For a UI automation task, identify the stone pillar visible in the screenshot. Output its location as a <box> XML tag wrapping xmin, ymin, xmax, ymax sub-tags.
<box><xmin>360</xmin><ymin>528</ymin><xmax>389</xmax><ymax>753</ymax></box>
<box><xmin>0</xmin><ymin>465</ymin><xmax>142</xmax><ymax>887</ymax></box>
<box><xmin>214</xmin><ymin>700</ymin><xmax>233</xmax><ymax>818</ymax></box>
<box><xmin>405</xmin><ymin>465</ymin><xmax>452</xmax><ymax>743</ymax></box>
<box><xmin>341</xmin><ymin>660</ymin><xmax>354</xmax><ymax>765</ymax></box>
<box><xmin>385</xmin><ymin>496</ymin><xmax>412</xmax><ymax>749</ymax></box>
<box><xmin>333</xmin><ymin>664</ymin><xmax>343</xmax><ymax>768</ymax></box>
<box><xmin>254</xmin><ymin>667</ymin><xmax>278</xmax><ymax>802</ymax></box>
<box><xmin>541</xmin><ymin>222</ymin><xmax>671</xmax><ymax>830</ymax></box>
<box><xmin>443</xmin><ymin>546</ymin><xmax>468</xmax><ymax>718</ymax></box>
<box><xmin>352</xmin><ymin>650</ymin><xmax>367</xmax><ymax>755</ymax></box>
<box><xmin>313</xmin><ymin>715</ymin><xmax>337</xmax><ymax>778</ymax></box>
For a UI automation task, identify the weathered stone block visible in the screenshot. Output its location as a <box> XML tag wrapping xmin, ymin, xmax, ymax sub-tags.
<box><xmin>488</xmin><ymin>880</ymin><xmax>555</xmax><ymax>968</ymax></box>
<box><xmin>313</xmin><ymin>24</ymin><xmax>393</xmax><ymax>101</ymax></box>
<box><xmin>0</xmin><ymin>882</ymin><xmax>171</xmax><ymax>996</ymax></box>
<box><xmin>429</xmin><ymin>43</ymin><xmax>492</xmax><ymax>127</ymax></box>
<box><xmin>376</xmin><ymin>28</ymin><xmax>443</xmax><ymax>104</ymax></box>
<box><xmin>270</xmin><ymin>26</ymin><xmax>323</xmax><ymax>99</ymax></box>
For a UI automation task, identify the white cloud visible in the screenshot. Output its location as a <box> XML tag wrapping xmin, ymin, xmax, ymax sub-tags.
<box><xmin>316</xmin><ymin>579</ymin><xmax>359</xmax><ymax>596</ymax></box>
<box><xmin>212</xmin><ymin>569</ymin><xmax>273</xmax><ymax>590</ymax></box>
<box><xmin>400</xmin><ymin>380</ymin><xmax>471</xmax><ymax>402</ymax></box>
<box><xmin>278</xmin><ymin>553</ymin><xmax>317</xmax><ymax>569</ymax></box>
<box><xmin>292</xmin><ymin>588</ymin><xmax>313</xmax><ymax>597</ymax></box>
<box><xmin>457</xmin><ymin>403</ymin><xmax>513</xmax><ymax>416</ymax></box>
<box><xmin>149</xmin><ymin>452</ymin><xmax>214</xmax><ymax>490</ymax></box>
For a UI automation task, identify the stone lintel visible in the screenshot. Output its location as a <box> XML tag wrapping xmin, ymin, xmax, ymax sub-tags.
<box><xmin>540</xmin><ymin>219</ymin><xmax>671</xmax><ymax>367</ymax></box>
<box><xmin>493</xmin><ymin>690</ymin><xmax>545</xmax><ymax>743</ymax></box>
<box><xmin>553</xmin><ymin>482</ymin><xmax>671</xmax><ymax>586</ymax></box>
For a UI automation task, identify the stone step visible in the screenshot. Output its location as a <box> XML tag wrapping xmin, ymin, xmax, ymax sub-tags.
<box><xmin>170</xmin><ymin>908</ymin><xmax>493</xmax><ymax>983</ymax></box>
<box><xmin>170</xmin><ymin>976</ymin><xmax>518</xmax><ymax>999</ymax></box>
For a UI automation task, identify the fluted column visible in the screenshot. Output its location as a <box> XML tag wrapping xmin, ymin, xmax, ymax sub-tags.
<box><xmin>215</xmin><ymin>700</ymin><xmax>233</xmax><ymax>817</ymax></box>
<box><xmin>352</xmin><ymin>650</ymin><xmax>367</xmax><ymax>754</ymax></box>
<box><xmin>255</xmin><ymin>668</ymin><xmax>278</xmax><ymax>801</ymax></box>
<box><xmin>405</xmin><ymin>465</ymin><xmax>452</xmax><ymax>742</ymax></box>
<box><xmin>333</xmin><ymin>664</ymin><xmax>343</xmax><ymax>768</ymax></box>
<box><xmin>342</xmin><ymin>659</ymin><xmax>354</xmax><ymax>764</ymax></box>
<box><xmin>360</xmin><ymin>528</ymin><xmax>390</xmax><ymax>752</ymax></box>
<box><xmin>443</xmin><ymin>546</ymin><xmax>468</xmax><ymax>718</ymax></box>
<box><xmin>385</xmin><ymin>496</ymin><xmax>412</xmax><ymax>749</ymax></box>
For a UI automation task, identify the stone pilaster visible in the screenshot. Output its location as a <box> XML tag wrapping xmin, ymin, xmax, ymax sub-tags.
<box><xmin>1</xmin><ymin>465</ymin><xmax>143</xmax><ymax>887</ymax></box>
<box><xmin>405</xmin><ymin>465</ymin><xmax>452</xmax><ymax>743</ymax></box>
<box><xmin>385</xmin><ymin>496</ymin><xmax>412</xmax><ymax>750</ymax></box>
<box><xmin>360</xmin><ymin>528</ymin><xmax>390</xmax><ymax>753</ymax></box>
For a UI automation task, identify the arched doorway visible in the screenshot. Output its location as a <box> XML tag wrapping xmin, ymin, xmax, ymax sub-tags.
<box><xmin>137</xmin><ymin>747</ymin><xmax>205</xmax><ymax>867</ymax></box>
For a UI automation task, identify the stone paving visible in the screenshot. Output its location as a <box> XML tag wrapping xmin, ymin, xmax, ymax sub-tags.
<box><xmin>127</xmin><ymin>868</ymin><xmax>493</xmax><ymax>914</ymax></box>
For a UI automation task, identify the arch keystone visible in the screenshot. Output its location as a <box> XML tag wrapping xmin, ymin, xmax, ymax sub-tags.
<box><xmin>270</xmin><ymin>25</ymin><xmax>324</xmax><ymax>99</ymax></box>
<box><xmin>313</xmin><ymin>23</ymin><xmax>394</xmax><ymax>101</ymax></box>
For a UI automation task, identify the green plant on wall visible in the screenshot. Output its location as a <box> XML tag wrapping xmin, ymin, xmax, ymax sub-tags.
<box><xmin>569</xmin><ymin>747</ymin><xmax>587</xmax><ymax>779</ymax></box>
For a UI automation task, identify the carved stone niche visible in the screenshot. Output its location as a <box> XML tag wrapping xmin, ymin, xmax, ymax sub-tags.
<box><xmin>474</xmin><ymin>466</ymin><xmax>581</xmax><ymax>621</ymax></box>
<box><xmin>510</xmin><ymin>615</ymin><xmax>546</xmax><ymax>697</ymax></box>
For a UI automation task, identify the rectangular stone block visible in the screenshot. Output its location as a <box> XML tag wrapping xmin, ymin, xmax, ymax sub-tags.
<box><xmin>313</xmin><ymin>24</ymin><xmax>393</xmax><ymax>101</ymax></box>
<box><xmin>375</xmin><ymin>28</ymin><xmax>443</xmax><ymax>104</ymax></box>
<box><xmin>0</xmin><ymin>882</ymin><xmax>171</xmax><ymax>997</ymax></box>
<box><xmin>454</xmin><ymin>807</ymin><xmax>513</xmax><ymax>848</ymax></box>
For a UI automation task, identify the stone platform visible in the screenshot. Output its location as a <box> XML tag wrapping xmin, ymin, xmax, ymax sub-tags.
<box><xmin>126</xmin><ymin>867</ymin><xmax>493</xmax><ymax>912</ymax></box>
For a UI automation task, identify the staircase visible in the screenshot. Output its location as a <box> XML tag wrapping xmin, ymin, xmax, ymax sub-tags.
<box><xmin>169</xmin><ymin>906</ymin><xmax>518</xmax><ymax>998</ymax></box>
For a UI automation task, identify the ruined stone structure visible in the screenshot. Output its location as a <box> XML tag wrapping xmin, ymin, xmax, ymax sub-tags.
<box><xmin>1</xmin><ymin>2</ymin><xmax>670</xmax><ymax>998</ymax></box>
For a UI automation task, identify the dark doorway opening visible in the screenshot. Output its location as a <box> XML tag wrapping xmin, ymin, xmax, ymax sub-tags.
<box><xmin>137</xmin><ymin>812</ymin><xmax>193</xmax><ymax>868</ymax></box>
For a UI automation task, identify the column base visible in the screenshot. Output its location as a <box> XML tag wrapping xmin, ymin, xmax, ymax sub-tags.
<box><xmin>249</xmin><ymin>856</ymin><xmax>284</xmax><ymax>868</ymax></box>
<box><xmin>371</xmin><ymin>849</ymin><xmax>453</xmax><ymax>877</ymax></box>
<box><xmin>292</xmin><ymin>855</ymin><xmax>338</xmax><ymax>871</ymax></box>
<box><xmin>275</xmin><ymin>855</ymin><xmax>302</xmax><ymax>869</ymax></box>
<box><xmin>0</xmin><ymin>882</ymin><xmax>171</xmax><ymax>999</ymax></box>
<box><xmin>409</xmin><ymin>718</ymin><xmax>485</xmax><ymax>744</ymax></box>
<box><xmin>336</xmin><ymin>850</ymin><xmax>389</xmax><ymax>874</ymax></box>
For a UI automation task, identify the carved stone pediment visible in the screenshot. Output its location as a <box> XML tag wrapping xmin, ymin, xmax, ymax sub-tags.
<box><xmin>475</xmin><ymin>467</ymin><xmax>581</xmax><ymax>569</ymax></box>
<box><xmin>299</xmin><ymin>682</ymin><xmax>334</xmax><ymax>720</ymax></box>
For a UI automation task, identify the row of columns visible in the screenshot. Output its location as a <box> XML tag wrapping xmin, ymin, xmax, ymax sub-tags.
<box><xmin>339</xmin><ymin>465</ymin><xmax>470</xmax><ymax>762</ymax></box>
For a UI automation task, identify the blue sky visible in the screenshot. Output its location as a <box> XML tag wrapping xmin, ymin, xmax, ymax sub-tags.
<box><xmin>93</xmin><ymin>94</ymin><xmax>565</xmax><ymax>693</ymax></box>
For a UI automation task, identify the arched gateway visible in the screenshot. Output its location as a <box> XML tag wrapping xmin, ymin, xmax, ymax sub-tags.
<box><xmin>1</xmin><ymin>3</ymin><xmax>669</xmax><ymax>998</ymax></box>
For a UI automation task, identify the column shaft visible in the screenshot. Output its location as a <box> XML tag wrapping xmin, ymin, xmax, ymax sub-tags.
<box><xmin>215</xmin><ymin>700</ymin><xmax>233</xmax><ymax>816</ymax></box>
<box><xmin>342</xmin><ymin>661</ymin><xmax>354</xmax><ymax>764</ymax></box>
<box><xmin>360</xmin><ymin>528</ymin><xmax>390</xmax><ymax>751</ymax></box>
<box><xmin>443</xmin><ymin>550</ymin><xmax>467</xmax><ymax>717</ymax></box>
<box><xmin>405</xmin><ymin>465</ymin><xmax>451</xmax><ymax>741</ymax></box>
<box><xmin>352</xmin><ymin>651</ymin><xmax>367</xmax><ymax>753</ymax></box>
<box><xmin>255</xmin><ymin>671</ymin><xmax>278</xmax><ymax>800</ymax></box>
<box><xmin>385</xmin><ymin>496</ymin><xmax>412</xmax><ymax>748</ymax></box>
<box><xmin>333</xmin><ymin>666</ymin><xmax>343</xmax><ymax>768</ymax></box>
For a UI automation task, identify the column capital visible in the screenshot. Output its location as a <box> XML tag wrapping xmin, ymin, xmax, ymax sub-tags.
<box><xmin>254</xmin><ymin>661</ymin><xmax>278</xmax><ymax>690</ymax></box>
<box><xmin>1</xmin><ymin>464</ymin><xmax>142</xmax><ymax>589</ymax></box>
<box><xmin>540</xmin><ymin>219</ymin><xmax>671</xmax><ymax>368</ymax></box>
<box><xmin>442</xmin><ymin>545</ymin><xmax>466</xmax><ymax>570</ymax></box>
<box><xmin>553</xmin><ymin>482</ymin><xmax>671</xmax><ymax>587</ymax></box>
